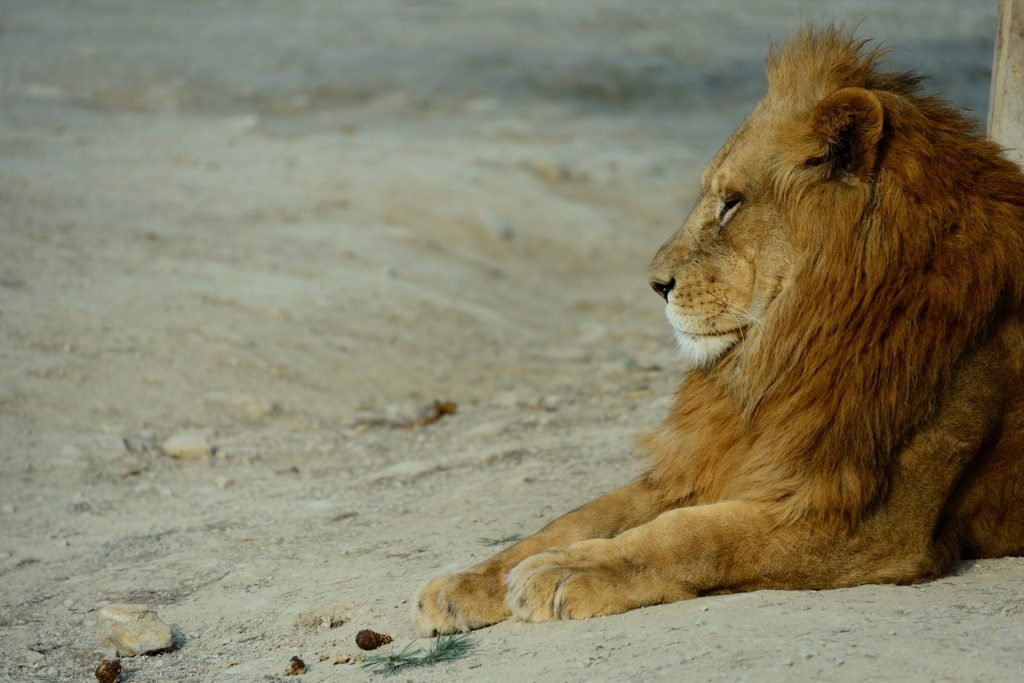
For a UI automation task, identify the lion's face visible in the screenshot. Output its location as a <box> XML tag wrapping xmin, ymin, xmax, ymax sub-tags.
<box><xmin>649</xmin><ymin>111</ymin><xmax>794</xmax><ymax>368</ymax></box>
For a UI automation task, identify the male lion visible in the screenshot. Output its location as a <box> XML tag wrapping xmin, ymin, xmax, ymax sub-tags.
<box><xmin>413</xmin><ymin>24</ymin><xmax>1024</xmax><ymax>636</ymax></box>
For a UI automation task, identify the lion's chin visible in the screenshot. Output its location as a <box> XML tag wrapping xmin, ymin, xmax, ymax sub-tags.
<box><xmin>672</xmin><ymin>328</ymin><xmax>738</xmax><ymax>369</ymax></box>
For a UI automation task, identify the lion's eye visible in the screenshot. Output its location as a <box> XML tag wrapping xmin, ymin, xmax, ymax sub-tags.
<box><xmin>719</xmin><ymin>196</ymin><xmax>742</xmax><ymax>225</ymax></box>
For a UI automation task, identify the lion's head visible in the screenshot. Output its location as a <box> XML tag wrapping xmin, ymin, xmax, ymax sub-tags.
<box><xmin>647</xmin><ymin>105</ymin><xmax>793</xmax><ymax>369</ymax></box>
<box><xmin>645</xmin><ymin>24</ymin><xmax>1024</xmax><ymax>521</ymax></box>
<box><xmin>648</xmin><ymin>25</ymin><xmax>918</xmax><ymax>370</ymax></box>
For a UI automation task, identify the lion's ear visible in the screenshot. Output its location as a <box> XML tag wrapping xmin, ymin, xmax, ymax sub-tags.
<box><xmin>806</xmin><ymin>87</ymin><xmax>884</xmax><ymax>183</ymax></box>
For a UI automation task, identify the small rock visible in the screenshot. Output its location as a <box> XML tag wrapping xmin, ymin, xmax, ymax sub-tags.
<box><xmin>465</xmin><ymin>421</ymin><xmax>509</xmax><ymax>438</ymax></box>
<box><xmin>25</xmin><ymin>649</ymin><xmax>45</xmax><ymax>663</ymax></box>
<box><xmin>393</xmin><ymin>400</ymin><xmax>457</xmax><ymax>428</ymax></box>
<box><xmin>64</xmin><ymin>599</ymin><xmax>77</xmax><ymax>609</ymax></box>
<box><xmin>285</xmin><ymin>656</ymin><xmax>305</xmax><ymax>675</ymax></box>
<box><xmin>214</xmin><ymin>476</ymin><xmax>233</xmax><ymax>490</ymax></box>
<box><xmin>355</xmin><ymin>629</ymin><xmax>392</xmax><ymax>651</ymax></box>
<box><xmin>94</xmin><ymin>659</ymin><xmax>121</xmax><ymax>683</ymax></box>
<box><xmin>97</xmin><ymin>604</ymin><xmax>174</xmax><ymax>656</ymax></box>
<box><xmin>540</xmin><ymin>395</ymin><xmax>562</xmax><ymax>410</ymax></box>
<box><xmin>161</xmin><ymin>434</ymin><xmax>211</xmax><ymax>460</ymax></box>
<box><xmin>1</xmin><ymin>503</ymin><xmax>13</xmax><ymax>514</ymax></box>
<box><xmin>333</xmin><ymin>655</ymin><xmax>350</xmax><ymax>665</ymax></box>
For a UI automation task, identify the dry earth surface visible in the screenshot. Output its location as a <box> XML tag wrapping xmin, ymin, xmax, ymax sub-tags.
<box><xmin>1</xmin><ymin>1</ymin><xmax>1022</xmax><ymax>682</ymax></box>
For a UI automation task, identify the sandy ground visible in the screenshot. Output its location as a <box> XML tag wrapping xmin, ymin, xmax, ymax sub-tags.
<box><xmin>2</xmin><ymin>1</ymin><xmax>1023</xmax><ymax>681</ymax></box>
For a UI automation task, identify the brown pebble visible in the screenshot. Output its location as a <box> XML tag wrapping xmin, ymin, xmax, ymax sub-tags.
<box><xmin>355</xmin><ymin>629</ymin><xmax>392</xmax><ymax>650</ymax></box>
<box><xmin>95</xmin><ymin>659</ymin><xmax>121</xmax><ymax>683</ymax></box>
<box><xmin>284</xmin><ymin>656</ymin><xmax>305</xmax><ymax>675</ymax></box>
<box><xmin>333</xmin><ymin>655</ymin><xmax>351</xmax><ymax>665</ymax></box>
<box><xmin>394</xmin><ymin>400</ymin><xmax>457</xmax><ymax>428</ymax></box>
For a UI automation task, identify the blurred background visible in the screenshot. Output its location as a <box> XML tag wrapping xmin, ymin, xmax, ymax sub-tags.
<box><xmin>0</xmin><ymin>0</ymin><xmax>999</xmax><ymax>432</ymax></box>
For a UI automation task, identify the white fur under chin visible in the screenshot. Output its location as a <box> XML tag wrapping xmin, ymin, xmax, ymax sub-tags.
<box><xmin>666</xmin><ymin>304</ymin><xmax>739</xmax><ymax>367</ymax></box>
<box><xmin>673</xmin><ymin>328</ymin><xmax>736</xmax><ymax>368</ymax></box>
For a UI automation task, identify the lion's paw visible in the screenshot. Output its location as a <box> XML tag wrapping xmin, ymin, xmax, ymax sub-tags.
<box><xmin>504</xmin><ymin>544</ymin><xmax>628</xmax><ymax>622</ymax></box>
<box><xmin>412</xmin><ymin>572</ymin><xmax>510</xmax><ymax>637</ymax></box>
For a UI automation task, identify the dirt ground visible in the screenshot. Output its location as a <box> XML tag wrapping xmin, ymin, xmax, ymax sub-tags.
<box><xmin>2</xmin><ymin>1</ymin><xmax>1022</xmax><ymax>681</ymax></box>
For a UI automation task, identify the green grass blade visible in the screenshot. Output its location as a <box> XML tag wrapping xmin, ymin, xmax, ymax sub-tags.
<box><xmin>478</xmin><ymin>532</ymin><xmax>524</xmax><ymax>546</ymax></box>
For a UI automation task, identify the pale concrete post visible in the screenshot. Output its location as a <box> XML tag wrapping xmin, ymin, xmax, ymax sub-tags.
<box><xmin>989</xmin><ymin>0</ymin><xmax>1024</xmax><ymax>167</ymax></box>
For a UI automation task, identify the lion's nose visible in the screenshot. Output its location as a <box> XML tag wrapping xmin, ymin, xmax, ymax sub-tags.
<box><xmin>650</xmin><ymin>277</ymin><xmax>675</xmax><ymax>300</ymax></box>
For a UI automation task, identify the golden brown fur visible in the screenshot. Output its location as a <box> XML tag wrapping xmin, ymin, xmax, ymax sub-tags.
<box><xmin>412</xmin><ymin>24</ymin><xmax>1024</xmax><ymax>636</ymax></box>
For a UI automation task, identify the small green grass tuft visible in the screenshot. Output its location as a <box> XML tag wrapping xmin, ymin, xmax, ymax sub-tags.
<box><xmin>423</xmin><ymin>631</ymin><xmax>476</xmax><ymax>664</ymax></box>
<box><xmin>360</xmin><ymin>632</ymin><xmax>476</xmax><ymax>677</ymax></box>
<box><xmin>478</xmin><ymin>532</ymin><xmax>524</xmax><ymax>546</ymax></box>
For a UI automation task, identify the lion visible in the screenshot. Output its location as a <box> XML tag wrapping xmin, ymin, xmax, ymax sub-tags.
<box><xmin>412</xmin><ymin>23</ymin><xmax>1024</xmax><ymax>636</ymax></box>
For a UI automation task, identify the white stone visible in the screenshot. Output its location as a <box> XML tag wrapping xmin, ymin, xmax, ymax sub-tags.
<box><xmin>162</xmin><ymin>434</ymin><xmax>211</xmax><ymax>460</ymax></box>
<box><xmin>97</xmin><ymin>604</ymin><xmax>174</xmax><ymax>656</ymax></box>
<box><xmin>541</xmin><ymin>395</ymin><xmax>562</xmax><ymax>409</ymax></box>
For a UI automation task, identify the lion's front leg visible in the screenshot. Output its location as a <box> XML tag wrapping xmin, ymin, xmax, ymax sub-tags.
<box><xmin>504</xmin><ymin>539</ymin><xmax>695</xmax><ymax>621</ymax></box>
<box><xmin>505</xmin><ymin>501</ymin><xmax>818</xmax><ymax>622</ymax></box>
<box><xmin>412</xmin><ymin>476</ymin><xmax>669</xmax><ymax>636</ymax></box>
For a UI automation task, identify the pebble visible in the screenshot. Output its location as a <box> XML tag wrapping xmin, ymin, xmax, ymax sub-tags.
<box><xmin>2</xmin><ymin>503</ymin><xmax>13</xmax><ymax>514</ymax></box>
<box><xmin>161</xmin><ymin>434</ymin><xmax>212</xmax><ymax>460</ymax></box>
<box><xmin>94</xmin><ymin>658</ymin><xmax>121</xmax><ymax>683</ymax></box>
<box><xmin>541</xmin><ymin>395</ymin><xmax>562</xmax><ymax>410</ymax></box>
<box><xmin>97</xmin><ymin>604</ymin><xmax>174</xmax><ymax>656</ymax></box>
<box><xmin>25</xmin><ymin>650</ymin><xmax>45</xmax><ymax>663</ymax></box>
<box><xmin>284</xmin><ymin>656</ymin><xmax>306</xmax><ymax>675</ymax></box>
<box><xmin>464</xmin><ymin>421</ymin><xmax>508</xmax><ymax>438</ymax></box>
<box><xmin>355</xmin><ymin>629</ymin><xmax>392</xmax><ymax>651</ymax></box>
